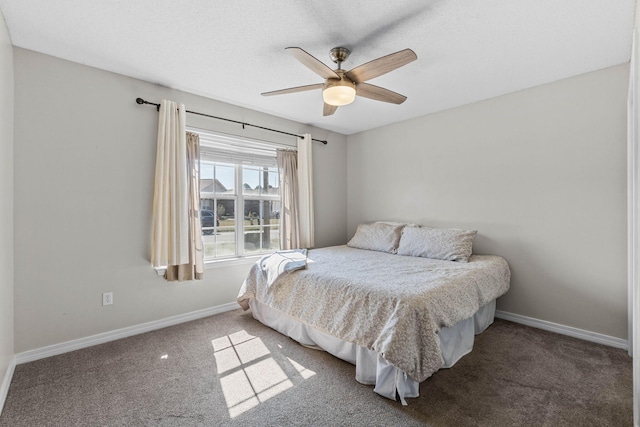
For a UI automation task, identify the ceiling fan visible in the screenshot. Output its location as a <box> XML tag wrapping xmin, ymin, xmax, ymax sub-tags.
<box><xmin>261</xmin><ymin>47</ymin><xmax>417</xmax><ymax>116</ymax></box>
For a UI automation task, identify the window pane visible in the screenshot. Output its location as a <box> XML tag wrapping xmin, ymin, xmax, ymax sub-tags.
<box><xmin>243</xmin><ymin>167</ymin><xmax>260</xmax><ymax>195</ymax></box>
<box><xmin>202</xmin><ymin>199</ymin><xmax>236</xmax><ymax>258</ymax></box>
<box><xmin>201</xmin><ymin>163</ymin><xmax>214</xmax><ymax>180</ymax></box>
<box><xmin>200</xmin><ymin>163</ymin><xmax>214</xmax><ymax>194</ymax></box>
<box><xmin>263</xmin><ymin>200</ymin><xmax>280</xmax><ymax>251</ymax></box>
<box><xmin>267</xmin><ymin>168</ymin><xmax>279</xmax><ymax>195</ymax></box>
<box><xmin>214</xmin><ymin>164</ymin><xmax>235</xmax><ymax>194</ymax></box>
<box><xmin>243</xmin><ymin>166</ymin><xmax>278</xmax><ymax>196</ymax></box>
<box><xmin>261</xmin><ymin>200</ymin><xmax>273</xmax><ymax>222</ymax></box>
<box><xmin>200</xmin><ymin>199</ymin><xmax>216</xmax><ymax>236</ymax></box>
<box><xmin>244</xmin><ymin>200</ymin><xmax>280</xmax><ymax>253</ymax></box>
<box><xmin>270</xmin><ymin>201</ymin><xmax>280</xmax><ymax>220</ymax></box>
<box><xmin>244</xmin><ymin>199</ymin><xmax>259</xmax><ymax>220</ymax></box>
<box><xmin>270</xmin><ymin>224</ymin><xmax>280</xmax><ymax>251</ymax></box>
<box><xmin>244</xmin><ymin>224</ymin><xmax>280</xmax><ymax>253</ymax></box>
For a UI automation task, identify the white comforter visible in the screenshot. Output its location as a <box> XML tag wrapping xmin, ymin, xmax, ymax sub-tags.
<box><xmin>237</xmin><ymin>245</ymin><xmax>510</xmax><ymax>382</ymax></box>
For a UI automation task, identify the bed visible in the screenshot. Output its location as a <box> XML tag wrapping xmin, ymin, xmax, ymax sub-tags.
<box><xmin>237</xmin><ymin>223</ymin><xmax>510</xmax><ymax>404</ymax></box>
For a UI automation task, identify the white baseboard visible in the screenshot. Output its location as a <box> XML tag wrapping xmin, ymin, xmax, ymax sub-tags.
<box><xmin>12</xmin><ymin>305</ymin><xmax>627</xmax><ymax>368</ymax></box>
<box><xmin>0</xmin><ymin>356</ymin><xmax>16</xmax><ymax>416</ymax></box>
<box><xmin>15</xmin><ymin>302</ymin><xmax>239</xmax><ymax>365</ymax></box>
<box><xmin>495</xmin><ymin>310</ymin><xmax>628</xmax><ymax>350</ymax></box>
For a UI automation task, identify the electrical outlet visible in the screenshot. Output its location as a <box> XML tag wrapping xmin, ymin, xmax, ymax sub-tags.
<box><xmin>102</xmin><ymin>292</ymin><xmax>113</xmax><ymax>306</ymax></box>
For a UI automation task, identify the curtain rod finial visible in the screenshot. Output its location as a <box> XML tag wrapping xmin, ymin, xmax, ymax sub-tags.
<box><xmin>136</xmin><ymin>98</ymin><xmax>145</xmax><ymax>105</ymax></box>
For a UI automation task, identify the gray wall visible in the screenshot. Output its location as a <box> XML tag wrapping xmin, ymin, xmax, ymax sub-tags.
<box><xmin>12</xmin><ymin>48</ymin><xmax>348</xmax><ymax>353</ymax></box>
<box><xmin>0</xmin><ymin>9</ymin><xmax>14</xmax><ymax>396</ymax></box>
<box><xmin>347</xmin><ymin>64</ymin><xmax>629</xmax><ymax>339</ymax></box>
<box><xmin>9</xmin><ymin>45</ymin><xmax>630</xmax><ymax>353</ymax></box>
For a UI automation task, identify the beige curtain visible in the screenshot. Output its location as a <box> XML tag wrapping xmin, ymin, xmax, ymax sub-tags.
<box><xmin>277</xmin><ymin>149</ymin><xmax>300</xmax><ymax>250</ymax></box>
<box><xmin>151</xmin><ymin>100</ymin><xmax>204</xmax><ymax>281</ymax></box>
<box><xmin>297</xmin><ymin>134</ymin><xmax>315</xmax><ymax>248</ymax></box>
<box><xmin>277</xmin><ymin>133</ymin><xmax>314</xmax><ymax>250</ymax></box>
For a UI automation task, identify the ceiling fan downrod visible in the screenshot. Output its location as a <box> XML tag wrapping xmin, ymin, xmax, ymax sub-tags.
<box><xmin>329</xmin><ymin>47</ymin><xmax>350</xmax><ymax>70</ymax></box>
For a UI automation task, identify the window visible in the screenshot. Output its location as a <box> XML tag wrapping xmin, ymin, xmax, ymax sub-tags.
<box><xmin>194</xmin><ymin>129</ymin><xmax>281</xmax><ymax>261</ymax></box>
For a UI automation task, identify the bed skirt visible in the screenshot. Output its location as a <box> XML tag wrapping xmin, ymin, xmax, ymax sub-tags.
<box><xmin>248</xmin><ymin>298</ymin><xmax>497</xmax><ymax>405</ymax></box>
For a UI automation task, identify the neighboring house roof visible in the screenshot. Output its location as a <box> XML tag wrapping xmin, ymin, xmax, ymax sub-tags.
<box><xmin>200</xmin><ymin>178</ymin><xmax>227</xmax><ymax>194</ymax></box>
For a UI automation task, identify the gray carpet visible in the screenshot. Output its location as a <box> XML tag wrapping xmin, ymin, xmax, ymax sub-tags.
<box><xmin>0</xmin><ymin>309</ymin><xmax>632</xmax><ymax>426</ymax></box>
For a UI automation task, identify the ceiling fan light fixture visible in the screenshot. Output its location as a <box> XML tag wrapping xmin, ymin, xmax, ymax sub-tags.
<box><xmin>323</xmin><ymin>79</ymin><xmax>356</xmax><ymax>106</ymax></box>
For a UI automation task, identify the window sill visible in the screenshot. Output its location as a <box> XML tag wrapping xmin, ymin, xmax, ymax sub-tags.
<box><xmin>153</xmin><ymin>255</ymin><xmax>262</xmax><ymax>276</ymax></box>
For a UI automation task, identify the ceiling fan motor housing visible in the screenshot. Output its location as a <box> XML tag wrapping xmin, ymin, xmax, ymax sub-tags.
<box><xmin>330</xmin><ymin>47</ymin><xmax>350</xmax><ymax>66</ymax></box>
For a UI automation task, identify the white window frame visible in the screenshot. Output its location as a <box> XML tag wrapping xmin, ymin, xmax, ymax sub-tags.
<box><xmin>192</xmin><ymin>127</ymin><xmax>281</xmax><ymax>263</ymax></box>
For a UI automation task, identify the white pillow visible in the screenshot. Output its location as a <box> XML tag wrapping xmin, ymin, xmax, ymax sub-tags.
<box><xmin>397</xmin><ymin>226</ymin><xmax>477</xmax><ymax>262</ymax></box>
<box><xmin>347</xmin><ymin>223</ymin><xmax>404</xmax><ymax>254</ymax></box>
<box><xmin>375</xmin><ymin>220</ymin><xmax>419</xmax><ymax>228</ymax></box>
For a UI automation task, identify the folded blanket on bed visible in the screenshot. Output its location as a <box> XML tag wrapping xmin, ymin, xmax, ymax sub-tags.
<box><xmin>260</xmin><ymin>249</ymin><xmax>308</xmax><ymax>288</ymax></box>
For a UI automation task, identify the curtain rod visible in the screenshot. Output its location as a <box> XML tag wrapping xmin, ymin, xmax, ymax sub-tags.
<box><xmin>135</xmin><ymin>98</ymin><xmax>328</xmax><ymax>145</ymax></box>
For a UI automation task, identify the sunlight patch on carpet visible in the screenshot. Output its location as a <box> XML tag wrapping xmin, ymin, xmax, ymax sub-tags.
<box><xmin>212</xmin><ymin>330</ymin><xmax>314</xmax><ymax>418</ymax></box>
<box><xmin>287</xmin><ymin>357</ymin><xmax>316</xmax><ymax>379</ymax></box>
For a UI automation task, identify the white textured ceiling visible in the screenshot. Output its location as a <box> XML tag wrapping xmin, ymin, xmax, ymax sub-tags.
<box><xmin>0</xmin><ymin>0</ymin><xmax>636</xmax><ymax>135</ymax></box>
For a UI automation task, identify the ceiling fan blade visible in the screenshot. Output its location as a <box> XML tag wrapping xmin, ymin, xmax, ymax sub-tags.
<box><xmin>286</xmin><ymin>47</ymin><xmax>340</xmax><ymax>80</ymax></box>
<box><xmin>323</xmin><ymin>103</ymin><xmax>338</xmax><ymax>116</ymax></box>
<box><xmin>261</xmin><ymin>83</ymin><xmax>324</xmax><ymax>96</ymax></box>
<box><xmin>356</xmin><ymin>83</ymin><xmax>407</xmax><ymax>104</ymax></box>
<box><xmin>346</xmin><ymin>48</ymin><xmax>417</xmax><ymax>83</ymax></box>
